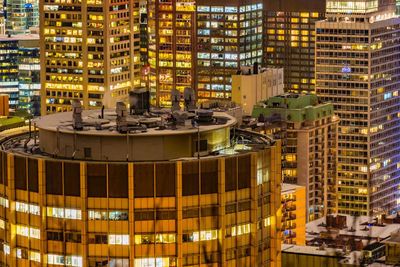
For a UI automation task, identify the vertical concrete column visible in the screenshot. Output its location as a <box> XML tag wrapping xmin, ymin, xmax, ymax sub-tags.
<box><xmin>218</xmin><ymin>158</ymin><xmax>226</xmax><ymax>267</ymax></box>
<box><xmin>38</xmin><ymin>159</ymin><xmax>46</xmax><ymax>267</ymax></box>
<box><xmin>80</xmin><ymin>163</ymin><xmax>87</xmax><ymax>267</ymax></box>
<box><xmin>6</xmin><ymin>155</ymin><xmax>15</xmax><ymax>267</ymax></box>
<box><xmin>128</xmin><ymin>163</ymin><xmax>135</xmax><ymax>266</ymax></box>
<box><xmin>250</xmin><ymin>154</ymin><xmax>256</xmax><ymax>267</ymax></box>
<box><xmin>176</xmin><ymin>162</ymin><xmax>182</xmax><ymax>266</ymax></box>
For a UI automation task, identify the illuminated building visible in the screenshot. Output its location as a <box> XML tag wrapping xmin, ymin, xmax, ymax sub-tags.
<box><xmin>252</xmin><ymin>94</ymin><xmax>339</xmax><ymax>221</ymax></box>
<box><xmin>6</xmin><ymin>0</ymin><xmax>39</xmax><ymax>34</ymax></box>
<box><xmin>39</xmin><ymin>0</ymin><xmax>140</xmax><ymax>114</ymax></box>
<box><xmin>0</xmin><ymin>34</ymin><xmax>39</xmax><ymax>110</ymax></box>
<box><xmin>146</xmin><ymin>0</ymin><xmax>195</xmax><ymax>106</ymax></box>
<box><xmin>281</xmin><ymin>183</ymin><xmax>306</xmax><ymax>245</ymax></box>
<box><xmin>316</xmin><ymin>0</ymin><xmax>400</xmax><ymax>216</ymax></box>
<box><xmin>0</xmin><ymin>106</ymin><xmax>282</xmax><ymax>266</ymax></box>
<box><xmin>231</xmin><ymin>64</ymin><xmax>283</xmax><ymax>115</ymax></box>
<box><xmin>263</xmin><ymin>0</ymin><xmax>325</xmax><ymax>93</ymax></box>
<box><xmin>195</xmin><ymin>0</ymin><xmax>263</xmax><ymax>101</ymax></box>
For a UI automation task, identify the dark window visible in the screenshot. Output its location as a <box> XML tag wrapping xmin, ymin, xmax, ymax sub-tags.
<box><xmin>201</xmin><ymin>159</ymin><xmax>218</xmax><ymax>194</ymax></box>
<box><xmin>238</xmin><ymin>155</ymin><xmax>251</xmax><ymax>189</ymax></box>
<box><xmin>201</xmin><ymin>206</ymin><xmax>218</xmax><ymax>217</ymax></box>
<box><xmin>28</xmin><ymin>158</ymin><xmax>38</xmax><ymax>192</ymax></box>
<box><xmin>65</xmin><ymin>232</ymin><xmax>81</xmax><ymax>243</ymax></box>
<box><xmin>182</xmin><ymin>161</ymin><xmax>199</xmax><ymax>196</ymax></box>
<box><xmin>156</xmin><ymin>210</ymin><xmax>177</xmax><ymax>220</ymax></box>
<box><xmin>156</xmin><ymin>163</ymin><xmax>175</xmax><ymax>197</ymax></box>
<box><xmin>47</xmin><ymin>231</ymin><xmax>63</xmax><ymax>241</ymax></box>
<box><xmin>225</xmin><ymin>157</ymin><xmax>237</xmax><ymax>191</ymax></box>
<box><xmin>0</xmin><ymin>153</ymin><xmax>3</xmax><ymax>185</ymax></box>
<box><xmin>108</xmin><ymin>164</ymin><xmax>128</xmax><ymax>198</ymax></box>
<box><xmin>134</xmin><ymin>211</ymin><xmax>154</xmax><ymax>221</ymax></box>
<box><xmin>14</xmin><ymin>156</ymin><xmax>26</xmax><ymax>190</ymax></box>
<box><xmin>225</xmin><ymin>204</ymin><xmax>236</xmax><ymax>214</ymax></box>
<box><xmin>3</xmin><ymin>152</ymin><xmax>7</xmax><ymax>186</ymax></box>
<box><xmin>87</xmin><ymin>164</ymin><xmax>106</xmax><ymax>197</ymax></box>
<box><xmin>64</xmin><ymin>162</ymin><xmax>80</xmax><ymax>196</ymax></box>
<box><xmin>134</xmin><ymin>163</ymin><xmax>154</xmax><ymax>197</ymax></box>
<box><xmin>238</xmin><ymin>201</ymin><xmax>251</xmax><ymax>212</ymax></box>
<box><xmin>182</xmin><ymin>208</ymin><xmax>199</xmax><ymax>219</ymax></box>
<box><xmin>46</xmin><ymin>161</ymin><xmax>63</xmax><ymax>195</ymax></box>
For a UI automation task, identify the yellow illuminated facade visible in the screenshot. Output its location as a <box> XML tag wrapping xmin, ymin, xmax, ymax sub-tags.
<box><xmin>0</xmin><ymin>126</ymin><xmax>282</xmax><ymax>266</ymax></box>
<box><xmin>147</xmin><ymin>0</ymin><xmax>195</xmax><ymax>106</ymax></box>
<box><xmin>40</xmin><ymin>0</ymin><xmax>140</xmax><ymax>114</ymax></box>
<box><xmin>316</xmin><ymin>0</ymin><xmax>400</xmax><ymax>216</ymax></box>
<box><xmin>281</xmin><ymin>184</ymin><xmax>306</xmax><ymax>246</ymax></box>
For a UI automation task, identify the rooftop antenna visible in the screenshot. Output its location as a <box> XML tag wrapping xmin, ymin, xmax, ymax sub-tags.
<box><xmin>171</xmin><ymin>88</ymin><xmax>181</xmax><ymax>112</ymax></box>
<box><xmin>72</xmin><ymin>99</ymin><xmax>83</xmax><ymax>130</ymax></box>
<box><xmin>116</xmin><ymin>102</ymin><xmax>128</xmax><ymax>133</ymax></box>
<box><xmin>183</xmin><ymin>87</ymin><xmax>196</xmax><ymax>111</ymax></box>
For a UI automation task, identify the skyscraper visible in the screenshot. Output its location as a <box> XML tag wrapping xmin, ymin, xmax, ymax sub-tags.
<box><xmin>6</xmin><ymin>0</ymin><xmax>39</xmax><ymax>34</ymax></box>
<box><xmin>195</xmin><ymin>0</ymin><xmax>263</xmax><ymax>101</ymax></box>
<box><xmin>316</xmin><ymin>0</ymin><xmax>400</xmax><ymax>216</ymax></box>
<box><xmin>40</xmin><ymin>0</ymin><xmax>140</xmax><ymax>114</ymax></box>
<box><xmin>146</xmin><ymin>0</ymin><xmax>196</xmax><ymax>106</ymax></box>
<box><xmin>263</xmin><ymin>0</ymin><xmax>325</xmax><ymax>93</ymax></box>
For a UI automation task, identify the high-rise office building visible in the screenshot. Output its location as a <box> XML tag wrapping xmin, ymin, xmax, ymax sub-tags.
<box><xmin>146</xmin><ymin>0</ymin><xmax>195</xmax><ymax>106</ymax></box>
<box><xmin>195</xmin><ymin>0</ymin><xmax>263</xmax><ymax>101</ymax></box>
<box><xmin>6</xmin><ymin>0</ymin><xmax>39</xmax><ymax>34</ymax></box>
<box><xmin>0</xmin><ymin>107</ymin><xmax>282</xmax><ymax>266</ymax></box>
<box><xmin>252</xmin><ymin>93</ymin><xmax>339</xmax><ymax>221</ymax></box>
<box><xmin>316</xmin><ymin>0</ymin><xmax>400</xmax><ymax>216</ymax></box>
<box><xmin>263</xmin><ymin>0</ymin><xmax>325</xmax><ymax>93</ymax></box>
<box><xmin>0</xmin><ymin>34</ymin><xmax>39</xmax><ymax>110</ymax></box>
<box><xmin>40</xmin><ymin>0</ymin><xmax>140</xmax><ymax>114</ymax></box>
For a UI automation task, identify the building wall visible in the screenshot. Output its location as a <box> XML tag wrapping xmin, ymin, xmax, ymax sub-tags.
<box><xmin>282</xmin><ymin>252</ymin><xmax>341</xmax><ymax>267</ymax></box>
<box><xmin>40</xmin><ymin>0</ymin><xmax>140</xmax><ymax>114</ymax></box>
<box><xmin>0</xmin><ymin>138</ymin><xmax>282</xmax><ymax>266</ymax></box>
<box><xmin>195</xmin><ymin>1</ymin><xmax>263</xmax><ymax>102</ymax></box>
<box><xmin>231</xmin><ymin>68</ymin><xmax>283</xmax><ymax>115</ymax></box>
<box><xmin>281</xmin><ymin>185</ymin><xmax>306</xmax><ymax>245</ymax></box>
<box><xmin>316</xmin><ymin>11</ymin><xmax>400</xmax><ymax>216</ymax></box>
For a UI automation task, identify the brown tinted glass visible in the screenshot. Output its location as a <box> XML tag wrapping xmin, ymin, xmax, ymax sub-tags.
<box><xmin>134</xmin><ymin>163</ymin><xmax>154</xmax><ymax>197</ymax></box>
<box><xmin>64</xmin><ymin>162</ymin><xmax>80</xmax><ymax>196</ymax></box>
<box><xmin>108</xmin><ymin>164</ymin><xmax>128</xmax><ymax>198</ymax></box>
<box><xmin>87</xmin><ymin>163</ymin><xmax>106</xmax><ymax>197</ymax></box>
<box><xmin>182</xmin><ymin>161</ymin><xmax>199</xmax><ymax>196</ymax></box>
<box><xmin>201</xmin><ymin>159</ymin><xmax>218</xmax><ymax>194</ymax></box>
<box><xmin>156</xmin><ymin>163</ymin><xmax>175</xmax><ymax>197</ymax></box>
<box><xmin>225</xmin><ymin>157</ymin><xmax>237</xmax><ymax>191</ymax></box>
<box><xmin>238</xmin><ymin>155</ymin><xmax>251</xmax><ymax>189</ymax></box>
<box><xmin>14</xmin><ymin>156</ymin><xmax>26</xmax><ymax>190</ymax></box>
<box><xmin>28</xmin><ymin>158</ymin><xmax>38</xmax><ymax>192</ymax></box>
<box><xmin>46</xmin><ymin>161</ymin><xmax>63</xmax><ymax>195</ymax></box>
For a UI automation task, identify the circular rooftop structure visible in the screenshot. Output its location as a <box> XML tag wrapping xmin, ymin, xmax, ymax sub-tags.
<box><xmin>33</xmin><ymin>109</ymin><xmax>237</xmax><ymax>161</ymax></box>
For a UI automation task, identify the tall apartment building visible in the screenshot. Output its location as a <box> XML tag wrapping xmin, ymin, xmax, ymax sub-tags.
<box><xmin>196</xmin><ymin>0</ymin><xmax>263</xmax><ymax>101</ymax></box>
<box><xmin>146</xmin><ymin>0</ymin><xmax>195</xmax><ymax>106</ymax></box>
<box><xmin>0</xmin><ymin>107</ymin><xmax>282</xmax><ymax>266</ymax></box>
<box><xmin>6</xmin><ymin>0</ymin><xmax>39</xmax><ymax>34</ymax></box>
<box><xmin>40</xmin><ymin>0</ymin><xmax>140</xmax><ymax>114</ymax></box>
<box><xmin>252</xmin><ymin>93</ymin><xmax>339</xmax><ymax>221</ymax></box>
<box><xmin>316</xmin><ymin>0</ymin><xmax>400</xmax><ymax>216</ymax></box>
<box><xmin>231</xmin><ymin>64</ymin><xmax>283</xmax><ymax>115</ymax></box>
<box><xmin>0</xmin><ymin>34</ymin><xmax>39</xmax><ymax>110</ymax></box>
<box><xmin>263</xmin><ymin>0</ymin><xmax>325</xmax><ymax>93</ymax></box>
<box><xmin>281</xmin><ymin>183</ymin><xmax>306</xmax><ymax>245</ymax></box>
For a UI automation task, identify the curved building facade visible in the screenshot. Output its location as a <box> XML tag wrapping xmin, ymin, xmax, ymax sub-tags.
<box><xmin>0</xmin><ymin>109</ymin><xmax>281</xmax><ymax>267</ymax></box>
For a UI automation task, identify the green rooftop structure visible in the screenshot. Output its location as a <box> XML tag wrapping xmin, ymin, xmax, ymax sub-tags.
<box><xmin>252</xmin><ymin>93</ymin><xmax>335</xmax><ymax>123</ymax></box>
<box><xmin>247</xmin><ymin>93</ymin><xmax>339</xmax><ymax>222</ymax></box>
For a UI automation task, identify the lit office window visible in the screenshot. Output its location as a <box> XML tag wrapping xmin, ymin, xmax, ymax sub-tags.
<box><xmin>30</xmin><ymin>251</ymin><xmax>40</xmax><ymax>262</ymax></box>
<box><xmin>109</xmin><ymin>235</ymin><xmax>129</xmax><ymax>245</ymax></box>
<box><xmin>47</xmin><ymin>207</ymin><xmax>81</xmax><ymax>219</ymax></box>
